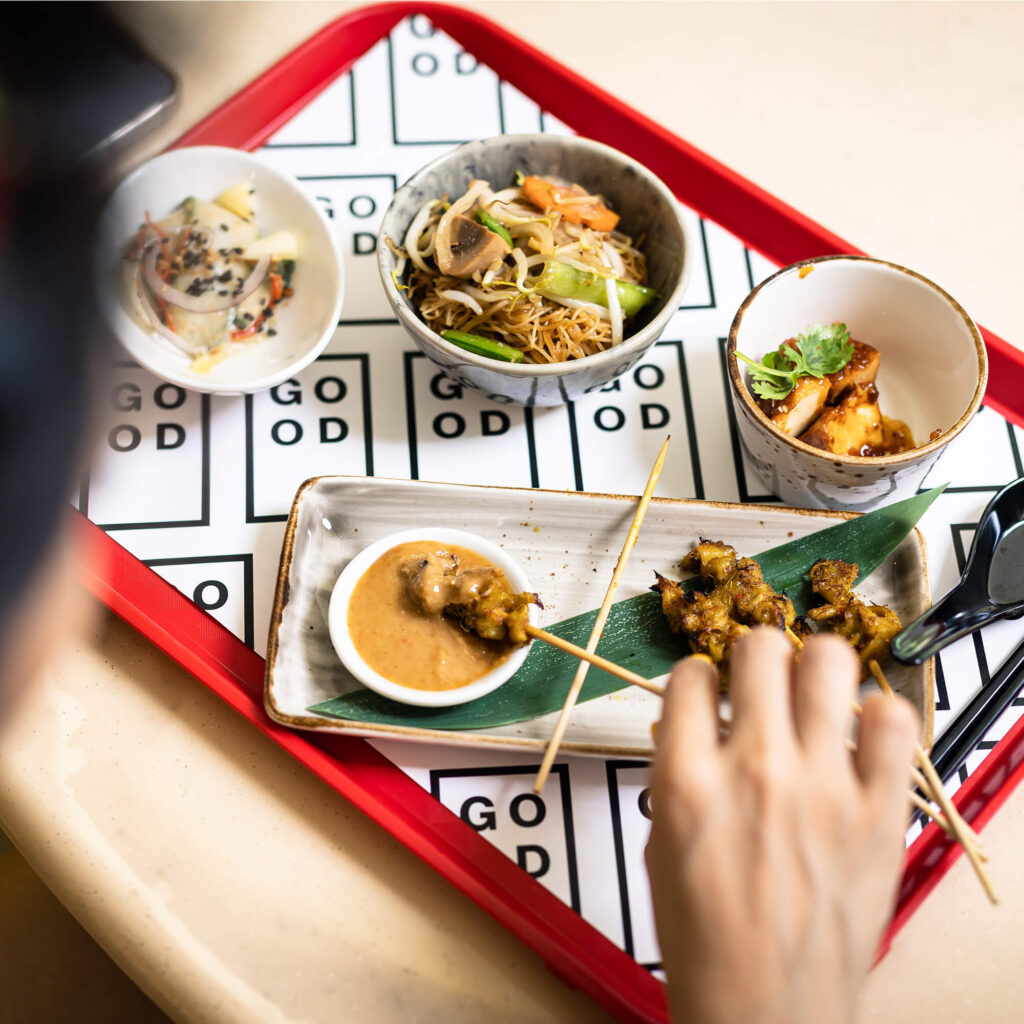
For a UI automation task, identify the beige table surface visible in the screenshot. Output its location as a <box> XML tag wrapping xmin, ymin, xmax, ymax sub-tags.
<box><xmin>3</xmin><ymin>3</ymin><xmax>1024</xmax><ymax>1022</ymax></box>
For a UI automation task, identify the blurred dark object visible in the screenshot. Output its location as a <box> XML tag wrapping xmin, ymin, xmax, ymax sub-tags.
<box><xmin>0</xmin><ymin>3</ymin><xmax>177</xmax><ymax>168</ymax></box>
<box><xmin>0</xmin><ymin>5</ymin><xmax>123</xmax><ymax>625</ymax></box>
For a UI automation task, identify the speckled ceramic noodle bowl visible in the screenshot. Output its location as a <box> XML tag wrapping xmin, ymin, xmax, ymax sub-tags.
<box><xmin>378</xmin><ymin>134</ymin><xmax>693</xmax><ymax>406</ymax></box>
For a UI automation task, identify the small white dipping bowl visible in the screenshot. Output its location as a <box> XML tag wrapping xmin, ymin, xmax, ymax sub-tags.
<box><xmin>327</xmin><ymin>528</ymin><xmax>537</xmax><ymax>708</ymax></box>
<box><xmin>95</xmin><ymin>145</ymin><xmax>344</xmax><ymax>394</ymax></box>
<box><xmin>726</xmin><ymin>255</ymin><xmax>987</xmax><ymax>511</ymax></box>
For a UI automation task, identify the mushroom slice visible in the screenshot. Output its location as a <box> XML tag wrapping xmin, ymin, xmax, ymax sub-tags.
<box><xmin>435</xmin><ymin>214</ymin><xmax>511</xmax><ymax>279</ymax></box>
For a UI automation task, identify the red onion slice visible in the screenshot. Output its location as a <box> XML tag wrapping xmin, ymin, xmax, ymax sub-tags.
<box><xmin>135</xmin><ymin>272</ymin><xmax>196</xmax><ymax>357</ymax></box>
<box><xmin>141</xmin><ymin>238</ymin><xmax>270</xmax><ymax>314</ymax></box>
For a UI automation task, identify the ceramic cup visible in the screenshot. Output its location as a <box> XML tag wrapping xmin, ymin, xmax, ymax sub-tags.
<box><xmin>377</xmin><ymin>134</ymin><xmax>693</xmax><ymax>406</ymax></box>
<box><xmin>726</xmin><ymin>255</ymin><xmax>987</xmax><ymax>511</ymax></box>
<box><xmin>327</xmin><ymin>527</ymin><xmax>536</xmax><ymax>707</ymax></box>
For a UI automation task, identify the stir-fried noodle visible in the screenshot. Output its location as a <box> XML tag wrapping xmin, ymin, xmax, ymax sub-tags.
<box><xmin>390</xmin><ymin>177</ymin><xmax>651</xmax><ymax>364</ymax></box>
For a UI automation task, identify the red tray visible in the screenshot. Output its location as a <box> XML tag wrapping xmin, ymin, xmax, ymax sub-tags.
<box><xmin>78</xmin><ymin>5</ymin><xmax>1024</xmax><ymax>1021</ymax></box>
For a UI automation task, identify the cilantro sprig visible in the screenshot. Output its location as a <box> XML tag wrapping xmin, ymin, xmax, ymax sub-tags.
<box><xmin>737</xmin><ymin>323</ymin><xmax>854</xmax><ymax>401</ymax></box>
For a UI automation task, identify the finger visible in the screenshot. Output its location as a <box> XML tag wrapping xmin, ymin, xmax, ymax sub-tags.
<box><xmin>792</xmin><ymin>632</ymin><xmax>861</xmax><ymax>758</ymax></box>
<box><xmin>855</xmin><ymin>693</ymin><xmax>920</xmax><ymax>820</ymax></box>
<box><xmin>654</xmin><ymin>655</ymin><xmax>721</xmax><ymax>764</ymax></box>
<box><xmin>728</xmin><ymin>627</ymin><xmax>796</xmax><ymax>748</ymax></box>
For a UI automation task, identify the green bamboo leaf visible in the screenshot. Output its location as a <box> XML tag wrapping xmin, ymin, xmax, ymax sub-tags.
<box><xmin>308</xmin><ymin>485</ymin><xmax>945</xmax><ymax>730</ymax></box>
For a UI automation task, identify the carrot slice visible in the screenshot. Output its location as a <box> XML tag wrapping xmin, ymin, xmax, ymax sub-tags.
<box><xmin>521</xmin><ymin>176</ymin><xmax>620</xmax><ymax>232</ymax></box>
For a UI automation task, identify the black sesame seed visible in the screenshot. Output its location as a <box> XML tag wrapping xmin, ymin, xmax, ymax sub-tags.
<box><xmin>219</xmin><ymin>223</ymin><xmax>228</xmax><ymax>230</ymax></box>
<box><xmin>267</xmin><ymin>329</ymin><xmax>277</xmax><ymax>337</ymax></box>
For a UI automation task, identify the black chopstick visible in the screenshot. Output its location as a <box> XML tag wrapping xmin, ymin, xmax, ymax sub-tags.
<box><xmin>928</xmin><ymin>632</ymin><xmax>1024</xmax><ymax>784</ymax></box>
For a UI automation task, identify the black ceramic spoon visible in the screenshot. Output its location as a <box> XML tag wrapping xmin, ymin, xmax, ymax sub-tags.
<box><xmin>892</xmin><ymin>476</ymin><xmax>1024</xmax><ymax>783</ymax></box>
<box><xmin>892</xmin><ymin>476</ymin><xmax>1024</xmax><ymax>665</ymax></box>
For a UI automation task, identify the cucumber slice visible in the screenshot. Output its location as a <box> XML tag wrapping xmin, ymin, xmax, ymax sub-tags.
<box><xmin>536</xmin><ymin>261</ymin><xmax>657</xmax><ymax>317</ymax></box>
<box><xmin>441</xmin><ymin>330</ymin><xmax>525</xmax><ymax>363</ymax></box>
<box><xmin>180</xmin><ymin>197</ymin><xmax>258</xmax><ymax>250</ymax></box>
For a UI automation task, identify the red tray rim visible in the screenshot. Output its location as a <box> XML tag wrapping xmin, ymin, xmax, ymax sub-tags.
<box><xmin>82</xmin><ymin>4</ymin><xmax>1024</xmax><ymax>1020</ymax></box>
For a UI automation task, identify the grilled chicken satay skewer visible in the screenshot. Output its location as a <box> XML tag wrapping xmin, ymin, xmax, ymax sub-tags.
<box><xmin>399</xmin><ymin>551</ymin><xmax>666</xmax><ymax>699</ymax></box>
<box><xmin>534</xmin><ymin>436</ymin><xmax>671</xmax><ymax>793</ymax></box>
<box><xmin>405</xmin><ymin>539</ymin><xmax>975</xmax><ymax>863</ymax></box>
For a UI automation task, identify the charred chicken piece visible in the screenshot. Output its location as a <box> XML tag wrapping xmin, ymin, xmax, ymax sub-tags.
<box><xmin>400</xmin><ymin>552</ymin><xmax>539</xmax><ymax>646</ymax></box>
<box><xmin>651</xmin><ymin>572</ymin><xmax>750</xmax><ymax>690</ymax></box>
<box><xmin>806</xmin><ymin>559</ymin><xmax>902</xmax><ymax>670</ymax></box>
<box><xmin>653</xmin><ymin>539</ymin><xmax>804</xmax><ymax>691</ymax></box>
<box><xmin>680</xmin><ymin>538</ymin><xmax>739</xmax><ymax>583</ymax></box>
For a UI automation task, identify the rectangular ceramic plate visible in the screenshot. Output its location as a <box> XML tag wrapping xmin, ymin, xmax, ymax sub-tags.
<box><xmin>264</xmin><ymin>475</ymin><xmax>934</xmax><ymax>756</ymax></box>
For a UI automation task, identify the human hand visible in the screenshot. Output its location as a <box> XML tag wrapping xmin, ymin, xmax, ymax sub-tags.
<box><xmin>645</xmin><ymin>628</ymin><xmax>919</xmax><ymax>1024</ymax></box>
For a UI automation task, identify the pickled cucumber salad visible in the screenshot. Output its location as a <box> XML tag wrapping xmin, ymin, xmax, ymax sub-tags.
<box><xmin>390</xmin><ymin>174</ymin><xmax>656</xmax><ymax>364</ymax></box>
<box><xmin>122</xmin><ymin>181</ymin><xmax>298</xmax><ymax>373</ymax></box>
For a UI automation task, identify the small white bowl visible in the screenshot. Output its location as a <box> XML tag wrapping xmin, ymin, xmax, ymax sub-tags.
<box><xmin>726</xmin><ymin>255</ymin><xmax>987</xmax><ymax>510</ymax></box>
<box><xmin>327</xmin><ymin>528</ymin><xmax>537</xmax><ymax>708</ymax></box>
<box><xmin>95</xmin><ymin>145</ymin><xmax>344</xmax><ymax>394</ymax></box>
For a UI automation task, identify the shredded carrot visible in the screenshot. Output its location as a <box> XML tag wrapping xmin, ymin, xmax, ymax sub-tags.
<box><xmin>521</xmin><ymin>176</ymin><xmax>619</xmax><ymax>232</ymax></box>
<box><xmin>144</xmin><ymin>210</ymin><xmax>170</xmax><ymax>267</ymax></box>
<box><xmin>231</xmin><ymin>312</ymin><xmax>267</xmax><ymax>341</ymax></box>
<box><xmin>270</xmin><ymin>272</ymin><xmax>284</xmax><ymax>303</ymax></box>
<box><xmin>155</xmin><ymin>294</ymin><xmax>176</xmax><ymax>333</ymax></box>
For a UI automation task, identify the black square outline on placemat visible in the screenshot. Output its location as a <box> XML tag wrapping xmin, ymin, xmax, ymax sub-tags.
<box><xmin>561</xmin><ymin>339</ymin><xmax>704</xmax><ymax>499</ymax></box>
<box><xmin>606</xmin><ymin>759</ymin><xmax>661</xmax><ymax>972</ymax></box>
<box><xmin>260</xmin><ymin>68</ymin><xmax>357</xmax><ymax>149</ymax></box>
<box><xmin>143</xmin><ymin>553</ymin><xmax>255</xmax><ymax>649</ymax></box>
<box><xmin>428</xmin><ymin>763</ymin><xmax>581</xmax><ymax>914</ymax></box>
<box><xmin>402</xmin><ymin>350</ymin><xmax>539</xmax><ymax>486</ymax></box>
<box><xmin>244</xmin><ymin>352</ymin><xmax>373</xmax><ymax>524</ymax></box>
<box><xmin>677</xmin><ymin>218</ymin><xmax>716</xmax><ymax>312</ymax></box>
<box><xmin>387</xmin><ymin>16</ymin><xmax>502</xmax><ymax>147</ymax></box>
<box><xmin>85</xmin><ymin>363</ymin><xmax>212</xmax><ymax>532</ymax></box>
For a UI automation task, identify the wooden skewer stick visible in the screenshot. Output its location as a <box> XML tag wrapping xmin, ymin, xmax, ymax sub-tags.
<box><xmin>533</xmin><ymin>436</ymin><xmax>670</xmax><ymax>793</ymax></box>
<box><xmin>533</xmin><ymin>624</ymin><xmax>975</xmax><ymax>848</ymax></box>
<box><xmin>535</xmin><ymin>593</ymin><xmax>992</xmax><ymax>872</ymax></box>
<box><xmin>786</xmin><ymin>626</ymin><xmax>987</xmax><ymax>851</ymax></box>
<box><xmin>849</xmin><ymin>699</ymin><xmax>985</xmax><ymax>849</ymax></box>
<box><xmin>524</xmin><ymin>624</ymin><xmax>665</xmax><ymax>698</ymax></box>
<box><xmin>867</xmin><ymin>659</ymin><xmax>998</xmax><ymax>904</ymax></box>
<box><xmin>843</xmin><ymin>737</ymin><xmax>984</xmax><ymax>850</ymax></box>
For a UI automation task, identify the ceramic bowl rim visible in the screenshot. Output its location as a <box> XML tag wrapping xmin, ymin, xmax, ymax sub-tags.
<box><xmin>726</xmin><ymin>254</ymin><xmax>988</xmax><ymax>467</ymax></box>
<box><xmin>326</xmin><ymin>527</ymin><xmax>536</xmax><ymax>708</ymax></box>
<box><xmin>95</xmin><ymin>144</ymin><xmax>345</xmax><ymax>395</ymax></box>
<box><xmin>377</xmin><ymin>133</ymin><xmax>694</xmax><ymax>378</ymax></box>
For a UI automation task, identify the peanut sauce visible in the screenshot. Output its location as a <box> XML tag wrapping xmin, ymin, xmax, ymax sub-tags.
<box><xmin>347</xmin><ymin>541</ymin><xmax>515</xmax><ymax>691</ymax></box>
